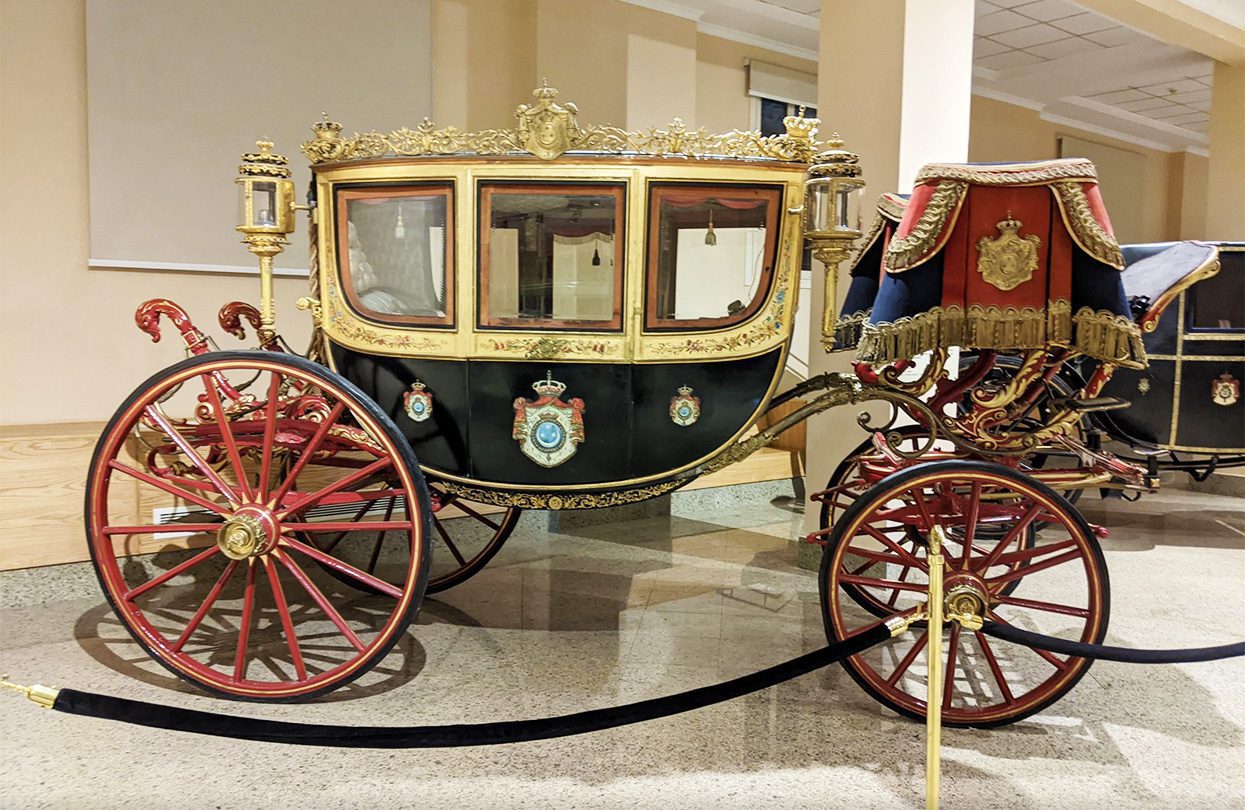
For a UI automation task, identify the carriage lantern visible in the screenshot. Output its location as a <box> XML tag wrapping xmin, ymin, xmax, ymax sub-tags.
<box><xmin>802</xmin><ymin>137</ymin><xmax>864</xmax><ymax>349</ymax></box>
<box><xmin>236</xmin><ymin>139</ymin><xmax>299</xmax><ymax>343</ymax></box>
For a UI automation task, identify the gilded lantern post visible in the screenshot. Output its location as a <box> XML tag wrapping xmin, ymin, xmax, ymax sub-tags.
<box><xmin>236</xmin><ymin>140</ymin><xmax>298</xmax><ymax>345</ymax></box>
<box><xmin>802</xmin><ymin>135</ymin><xmax>865</xmax><ymax>351</ymax></box>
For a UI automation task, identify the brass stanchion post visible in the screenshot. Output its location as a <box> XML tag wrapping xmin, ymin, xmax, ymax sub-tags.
<box><xmin>925</xmin><ymin>524</ymin><xmax>946</xmax><ymax>809</ymax></box>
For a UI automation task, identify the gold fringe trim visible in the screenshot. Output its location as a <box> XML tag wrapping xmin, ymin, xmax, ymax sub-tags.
<box><xmin>856</xmin><ymin>299</ymin><xmax>1145</xmax><ymax>368</ymax></box>
<box><xmin>1051</xmin><ymin>182</ymin><xmax>1124</xmax><ymax>269</ymax></box>
<box><xmin>1073</xmin><ymin>307</ymin><xmax>1146</xmax><ymax>368</ymax></box>
<box><xmin>884</xmin><ymin>181</ymin><xmax>968</xmax><ymax>272</ymax></box>
<box><xmin>877</xmin><ymin>193</ymin><xmax>908</xmax><ymax>222</ymax></box>
<box><xmin>914</xmin><ymin>158</ymin><xmax>1098</xmax><ymax>186</ymax></box>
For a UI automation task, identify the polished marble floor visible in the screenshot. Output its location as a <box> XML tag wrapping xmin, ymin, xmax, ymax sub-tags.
<box><xmin>0</xmin><ymin>483</ymin><xmax>1242</xmax><ymax>808</ymax></box>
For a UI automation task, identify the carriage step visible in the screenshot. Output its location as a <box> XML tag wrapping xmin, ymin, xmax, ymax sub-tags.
<box><xmin>1050</xmin><ymin>396</ymin><xmax>1130</xmax><ymax>412</ymax></box>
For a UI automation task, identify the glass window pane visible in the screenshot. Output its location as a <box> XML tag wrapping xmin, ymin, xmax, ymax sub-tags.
<box><xmin>646</xmin><ymin>184</ymin><xmax>782</xmax><ymax>331</ymax></box>
<box><xmin>479</xmin><ymin>184</ymin><xmax>624</xmax><ymax>330</ymax></box>
<box><xmin>337</xmin><ymin>185</ymin><xmax>453</xmax><ymax>327</ymax></box>
<box><xmin>1187</xmin><ymin>258</ymin><xmax>1244</xmax><ymax>332</ymax></box>
<box><xmin>759</xmin><ymin>98</ymin><xmax>788</xmax><ymax>138</ymax></box>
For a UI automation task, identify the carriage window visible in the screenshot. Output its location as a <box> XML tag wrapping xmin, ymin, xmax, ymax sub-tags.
<box><xmin>478</xmin><ymin>183</ymin><xmax>624</xmax><ymax>330</ymax></box>
<box><xmin>646</xmin><ymin>184</ymin><xmax>782</xmax><ymax>330</ymax></box>
<box><xmin>337</xmin><ymin>185</ymin><xmax>454</xmax><ymax>327</ymax></box>
<box><xmin>1186</xmin><ymin>252</ymin><xmax>1244</xmax><ymax>332</ymax></box>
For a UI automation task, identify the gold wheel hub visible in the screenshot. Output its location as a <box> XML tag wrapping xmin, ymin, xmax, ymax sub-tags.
<box><xmin>217</xmin><ymin>508</ymin><xmax>278</xmax><ymax>560</ymax></box>
<box><xmin>943</xmin><ymin>575</ymin><xmax>989</xmax><ymax>631</ymax></box>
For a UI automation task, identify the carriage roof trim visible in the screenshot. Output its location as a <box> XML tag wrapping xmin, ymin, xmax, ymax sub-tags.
<box><xmin>299</xmin><ymin>83</ymin><xmax>825</xmax><ymax>167</ymax></box>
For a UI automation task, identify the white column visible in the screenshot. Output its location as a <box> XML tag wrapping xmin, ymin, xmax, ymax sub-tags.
<box><xmin>897</xmin><ymin>0</ymin><xmax>976</xmax><ymax>188</ymax></box>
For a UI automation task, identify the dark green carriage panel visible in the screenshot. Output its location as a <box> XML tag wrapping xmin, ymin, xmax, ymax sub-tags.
<box><xmin>627</xmin><ymin>349</ymin><xmax>783</xmax><ymax>477</ymax></box>
<box><xmin>329</xmin><ymin>343</ymin><xmax>784</xmax><ymax>487</ymax></box>
<box><xmin>328</xmin><ymin>346</ymin><xmax>472</xmax><ymax>476</ymax></box>
<box><xmin>1098</xmin><ymin>360</ymin><xmax>1176</xmax><ymax>447</ymax></box>
<box><xmin>1174</xmin><ymin>357</ymin><xmax>1245</xmax><ymax>452</ymax></box>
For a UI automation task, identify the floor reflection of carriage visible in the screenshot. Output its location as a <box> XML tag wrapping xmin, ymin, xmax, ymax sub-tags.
<box><xmin>86</xmin><ymin>87</ymin><xmax>1220</xmax><ymax>726</ymax></box>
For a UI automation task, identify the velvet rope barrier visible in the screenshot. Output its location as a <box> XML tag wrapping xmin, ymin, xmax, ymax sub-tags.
<box><xmin>4</xmin><ymin>624</ymin><xmax>893</xmax><ymax>749</ymax></box>
<box><xmin>979</xmin><ymin>621</ymin><xmax>1245</xmax><ymax>664</ymax></box>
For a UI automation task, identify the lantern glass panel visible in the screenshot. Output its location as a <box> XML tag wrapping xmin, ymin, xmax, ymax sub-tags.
<box><xmin>252</xmin><ymin>181</ymin><xmax>278</xmax><ymax>228</ymax></box>
<box><xmin>805</xmin><ymin>181</ymin><xmax>833</xmax><ymax>236</ymax></box>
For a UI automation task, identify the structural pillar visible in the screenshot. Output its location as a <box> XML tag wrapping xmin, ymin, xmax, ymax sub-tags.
<box><xmin>802</xmin><ymin>0</ymin><xmax>975</xmax><ymax>557</ymax></box>
<box><xmin>1206</xmin><ymin>60</ymin><xmax>1245</xmax><ymax>238</ymax></box>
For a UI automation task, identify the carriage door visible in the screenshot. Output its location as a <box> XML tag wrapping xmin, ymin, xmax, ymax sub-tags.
<box><xmin>1171</xmin><ymin>244</ymin><xmax>1244</xmax><ymax>452</ymax></box>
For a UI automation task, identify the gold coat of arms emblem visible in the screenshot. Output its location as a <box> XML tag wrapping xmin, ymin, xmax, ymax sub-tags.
<box><xmin>1212</xmin><ymin>372</ymin><xmax>1240</xmax><ymax>407</ymax></box>
<box><xmin>516</xmin><ymin>82</ymin><xmax>579</xmax><ymax>161</ymax></box>
<box><xmin>975</xmin><ymin>214</ymin><xmax>1041</xmax><ymax>292</ymax></box>
<box><xmin>512</xmin><ymin>372</ymin><xmax>586</xmax><ymax>467</ymax></box>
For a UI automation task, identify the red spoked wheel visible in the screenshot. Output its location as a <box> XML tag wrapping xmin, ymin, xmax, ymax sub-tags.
<box><xmin>820</xmin><ymin>460</ymin><xmax>1109</xmax><ymax>727</ymax></box>
<box><xmin>818</xmin><ymin>427</ymin><xmax>1040</xmax><ymax>618</ymax></box>
<box><xmin>308</xmin><ymin>482</ymin><xmax>519</xmax><ymax>594</ymax></box>
<box><xmin>85</xmin><ymin>351</ymin><xmax>432</xmax><ymax>701</ymax></box>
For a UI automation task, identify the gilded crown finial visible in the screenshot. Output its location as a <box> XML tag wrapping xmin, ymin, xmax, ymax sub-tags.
<box><xmin>783</xmin><ymin>107</ymin><xmax>820</xmax><ymax>142</ymax></box>
<box><xmin>534</xmin><ymin>79</ymin><xmax>558</xmax><ymax>100</ymax></box>
<box><xmin>312</xmin><ymin>112</ymin><xmax>343</xmax><ymax>141</ymax></box>
<box><xmin>239</xmin><ymin>139</ymin><xmax>291</xmax><ymax>178</ymax></box>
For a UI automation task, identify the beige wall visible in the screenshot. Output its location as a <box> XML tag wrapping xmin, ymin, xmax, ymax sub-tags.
<box><xmin>0</xmin><ymin>0</ymin><xmax>315</xmax><ymax>428</ymax></box>
<box><xmin>695</xmin><ymin>34</ymin><xmax>817</xmax><ymax>134</ymax></box>
<box><xmin>968</xmin><ymin>96</ymin><xmax>1180</xmax><ymax>243</ymax></box>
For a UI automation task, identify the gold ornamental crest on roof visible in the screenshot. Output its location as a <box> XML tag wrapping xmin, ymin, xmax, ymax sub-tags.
<box><xmin>301</xmin><ymin>83</ymin><xmax>824</xmax><ymax>164</ymax></box>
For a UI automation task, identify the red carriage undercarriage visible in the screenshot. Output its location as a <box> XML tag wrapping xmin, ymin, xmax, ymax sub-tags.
<box><xmin>81</xmin><ymin>94</ymin><xmax>1222</xmax><ymax>726</ymax></box>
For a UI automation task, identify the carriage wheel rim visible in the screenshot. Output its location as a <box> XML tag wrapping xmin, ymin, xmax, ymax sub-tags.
<box><xmin>86</xmin><ymin>353</ymin><xmax>430</xmax><ymax>699</ymax></box>
<box><xmin>822</xmin><ymin>462</ymin><xmax>1108</xmax><ymax>726</ymax></box>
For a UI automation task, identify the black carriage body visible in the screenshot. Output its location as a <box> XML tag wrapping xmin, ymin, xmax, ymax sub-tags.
<box><xmin>312</xmin><ymin>154</ymin><xmax>809</xmax><ymax>501</ymax></box>
<box><xmin>330</xmin><ymin>344</ymin><xmax>783</xmax><ymax>487</ymax></box>
<box><xmin>1096</xmin><ymin>242</ymin><xmax>1244</xmax><ymax>453</ymax></box>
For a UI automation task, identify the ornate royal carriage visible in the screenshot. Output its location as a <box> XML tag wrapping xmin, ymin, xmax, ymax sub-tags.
<box><xmin>84</xmin><ymin>87</ymin><xmax>1213</xmax><ymax>726</ymax></box>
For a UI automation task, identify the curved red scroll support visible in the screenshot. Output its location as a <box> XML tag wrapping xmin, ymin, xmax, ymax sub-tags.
<box><xmin>218</xmin><ymin>301</ymin><xmax>283</xmax><ymax>351</ymax></box>
<box><xmin>135</xmin><ymin>299</ymin><xmax>211</xmax><ymax>355</ymax></box>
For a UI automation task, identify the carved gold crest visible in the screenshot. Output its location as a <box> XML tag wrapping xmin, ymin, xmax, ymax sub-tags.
<box><xmin>975</xmin><ymin>214</ymin><xmax>1041</xmax><ymax>292</ymax></box>
<box><xmin>516</xmin><ymin>81</ymin><xmax>579</xmax><ymax>161</ymax></box>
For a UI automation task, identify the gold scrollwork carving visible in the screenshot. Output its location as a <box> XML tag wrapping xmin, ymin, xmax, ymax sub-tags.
<box><xmin>302</xmin><ymin>84</ymin><xmax>822</xmax><ymax>165</ymax></box>
<box><xmin>434</xmin><ymin>480</ymin><xmax>684</xmax><ymax>510</ymax></box>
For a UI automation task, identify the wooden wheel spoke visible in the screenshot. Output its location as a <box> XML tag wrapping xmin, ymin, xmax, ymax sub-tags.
<box><xmin>886</xmin><ymin>630</ymin><xmax>929</xmax><ymax>687</ymax></box>
<box><xmin>993</xmin><ymin>594</ymin><xmax>1090</xmax><ymax>618</ymax></box>
<box><xmin>257</xmin><ymin>373</ymin><xmax>282</xmax><ymax>501</ymax></box>
<box><xmin>943</xmin><ymin>624</ymin><xmax>961</xmax><ymax>710</ymax></box>
<box><xmin>447</xmin><ymin>500</ymin><xmax>500</xmax><ymax>531</ymax></box>
<box><xmin>232</xmin><ymin>562</ymin><xmax>258</xmax><ymax>682</ymax></box>
<box><xmin>433</xmin><ymin>517</ymin><xmax>468</xmax><ymax>566</ymax></box>
<box><xmin>991</xmin><ymin>539</ymin><xmax>1077</xmax><ymax>567</ymax></box>
<box><xmin>262</xmin><ymin>557</ymin><xmax>307</xmax><ymax>681</ymax></box>
<box><xmin>268</xmin><ymin>401</ymin><xmax>348</xmax><ymax>507</ymax></box>
<box><xmin>123</xmin><ymin>546</ymin><xmax>221</xmax><ymax>600</ymax></box>
<box><xmin>143</xmin><ymin>405</ymin><xmax>241</xmax><ymax>506</ymax></box>
<box><xmin>274</xmin><ymin>549</ymin><xmax>366</xmax><ymax>652</ymax></box>
<box><xmin>957</xmin><ymin>482</ymin><xmax>981</xmax><ymax>569</ymax></box>
<box><xmin>987</xmin><ymin>549</ymin><xmax>1084</xmax><ymax>587</ymax></box>
<box><xmin>861</xmin><ymin>524</ymin><xmax>928</xmax><ymax>571</ymax></box>
<box><xmin>844</xmin><ymin>546</ymin><xmax>918</xmax><ymax>568</ymax></box>
<box><xmin>172</xmin><ymin>560</ymin><xmax>240</xmax><ymax>652</ymax></box>
<box><xmin>839</xmin><ymin>574</ymin><xmax>928</xmax><ymax>594</ymax></box>
<box><xmin>976</xmin><ymin>502</ymin><xmax>1042</xmax><ymax>572</ymax></box>
<box><xmin>322</xmin><ymin>501</ymin><xmax>376</xmax><ymax>553</ymax></box>
<box><xmin>200</xmin><ymin>373</ymin><xmax>254</xmax><ymax>501</ymax></box>
<box><xmin>987</xmin><ymin>612</ymin><xmax>1072</xmax><ymax>671</ymax></box>
<box><xmin>281</xmin><ymin>536</ymin><xmax>404</xmax><ymax>599</ymax></box>
<box><xmin>278</xmin><ymin>457</ymin><xmax>394</xmax><ymax>519</ymax></box>
<box><xmin>108</xmin><ymin>460</ymin><xmax>230</xmax><ymax>516</ymax></box>
<box><xmin>974</xmin><ymin>629</ymin><xmax>1015</xmax><ymax>703</ymax></box>
<box><xmin>282</xmin><ymin>521</ymin><xmax>412</xmax><ymax>533</ymax></box>
<box><xmin>104</xmin><ymin>523</ymin><xmax>222</xmax><ymax>536</ymax></box>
